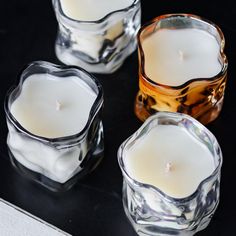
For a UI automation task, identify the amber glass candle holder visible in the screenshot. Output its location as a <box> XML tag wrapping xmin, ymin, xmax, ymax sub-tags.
<box><xmin>135</xmin><ymin>14</ymin><xmax>228</xmax><ymax>125</ymax></box>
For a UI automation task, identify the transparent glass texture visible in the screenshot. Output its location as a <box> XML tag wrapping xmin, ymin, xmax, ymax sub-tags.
<box><xmin>5</xmin><ymin>61</ymin><xmax>104</xmax><ymax>192</ymax></box>
<box><xmin>118</xmin><ymin>112</ymin><xmax>222</xmax><ymax>236</ymax></box>
<box><xmin>135</xmin><ymin>14</ymin><xmax>228</xmax><ymax>125</ymax></box>
<box><xmin>52</xmin><ymin>0</ymin><xmax>141</xmax><ymax>74</ymax></box>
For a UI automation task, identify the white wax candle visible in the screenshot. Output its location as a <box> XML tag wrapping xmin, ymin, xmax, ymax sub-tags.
<box><xmin>11</xmin><ymin>74</ymin><xmax>96</xmax><ymax>138</ymax></box>
<box><xmin>142</xmin><ymin>28</ymin><xmax>222</xmax><ymax>86</ymax></box>
<box><xmin>8</xmin><ymin>73</ymin><xmax>97</xmax><ymax>183</ymax></box>
<box><xmin>124</xmin><ymin>125</ymin><xmax>215</xmax><ymax>198</ymax></box>
<box><xmin>60</xmin><ymin>0</ymin><xmax>134</xmax><ymax>21</ymax></box>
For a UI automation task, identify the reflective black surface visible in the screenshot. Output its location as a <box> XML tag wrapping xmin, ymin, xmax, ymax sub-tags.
<box><xmin>0</xmin><ymin>1</ymin><xmax>235</xmax><ymax>235</ymax></box>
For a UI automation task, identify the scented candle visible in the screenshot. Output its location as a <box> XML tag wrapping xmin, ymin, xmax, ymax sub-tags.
<box><xmin>5</xmin><ymin>61</ymin><xmax>104</xmax><ymax>191</ymax></box>
<box><xmin>142</xmin><ymin>28</ymin><xmax>221</xmax><ymax>86</ymax></box>
<box><xmin>118</xmin><ymin>112</ymin><xmax>222</xmax><ymax>236</ymax></box>
<box><xmin>52</xmin><ymin>0</ymin><xmax>141</xmax><ymax>73</ymax></box>
<box><xmin>10</xmin><ymin>74</ymin><xmax>96</xmax><ymax>138</ymax></box>
<box><xmin>135</xmin><ymin>14</ymin><xmax>228</xmax><ymax>124</ymax></box>
<box><xmin>124</xmin><ymin>125</ymin><xmax>215</xmax><ymax>198</ymax></box>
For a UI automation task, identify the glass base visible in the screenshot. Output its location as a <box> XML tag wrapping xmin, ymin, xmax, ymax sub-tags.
<box><xmin>124</xmin><ymin>208</ymin><xmax>211</xmax><ymax>236</ymax></box>
<box><xmin>122</xmin><ymin>182</ymin><xmax>215</xmax><ymax>236</ymax></box>
<box><xmin>55</xmin><ymin>41</ymin><xmax>137</xmax><ymax>74</ymax></box>
<box><xmin>124</xmin><ymin>207</ymin><xmax>212</xmax><ymax>236</ymax></box>
<box><xmin>134</xmin><ymin>90</ymin><xmax>224</xmax><ymax>125</ymax></box>
<box><xmin>8</xmin><ymin>127</ymin><xmax>104</xmax><ymax>192</ymax></box>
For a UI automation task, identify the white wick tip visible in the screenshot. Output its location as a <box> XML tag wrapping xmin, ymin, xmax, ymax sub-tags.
<box><xmin>165</xmin><ymin>162</ymin><xmax>172</xmax><ymax>173</ymax></box>
<box><xmin>56</xmin><ymin>100</ymin><xmax>62</xmax><ymax>111</ymax></box>
<box><xmin>178</xmin><ymin>50</ymin><xmax>184</xmax><ymax>61</ymax></box>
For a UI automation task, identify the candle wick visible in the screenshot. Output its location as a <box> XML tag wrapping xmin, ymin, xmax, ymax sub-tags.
<box><xmin>165</xmin><ymin>162</ymin><xmax>172</xmax><ymax>173</ymax></box>
<box><xmin>56</xmin><ymin>100</ymin><xmax>62</xmax><ymax>111</ymax></box>
<box><xmin>178</xmin><ymin>50</ymin><xmax>184</xmax><ymax>61</ymax></box>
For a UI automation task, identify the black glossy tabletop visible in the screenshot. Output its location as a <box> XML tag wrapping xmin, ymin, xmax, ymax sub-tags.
<box><xmin>0</xmin><ymin>1</ymin><xmax>235</xmax><ymax>235</ymax></box>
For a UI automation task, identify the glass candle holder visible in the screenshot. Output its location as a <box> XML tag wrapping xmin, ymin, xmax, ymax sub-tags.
<box><xmin>52</xmin><ymin>0</ymin><xmax>141</xmax><ymax>74</ymax></box>
<box><xmin>118</xmin><ymin>112</ymin><xmax>222</xmax><ymax>236</ymax></box>
<box><xmin>4</xmin><ymin>61</ymin><xmax>104</xmax><ymax>192</ymax></box>
<box><xmin>135</xmin><ymin>14</ymin><xmax>228</xmax><ymax>125</ymax></box>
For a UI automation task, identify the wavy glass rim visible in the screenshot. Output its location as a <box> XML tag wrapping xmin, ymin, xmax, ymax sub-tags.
<box><xmin>4</xmin><ymin>61</ymin><xmax>104</xmax><ymax>145</ymax></box>
<box><xmin>118</xmin><ymin>111</ymin><xmax>223</xmax><ymax>202</ymax></box>
<box><xmin>138</xmin><ymin>13</ymin><xmax>228</xmax><ymax>90</ymax></box>
<box><xmin>53</xmin><ymin>0</ymin><xmax>139</xmax><ymax>24</ymax></box>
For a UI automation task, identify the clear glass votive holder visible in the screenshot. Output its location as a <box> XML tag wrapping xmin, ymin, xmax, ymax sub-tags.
<box><xmin>52</xmin><ymin>0</ymin><xmax>141</xmax><ymax>74</ymax></box>
<box><xmin>4</xmin><ymin>61</ymin><xmax>104</xmax><ymax>192</ymax></box>
<box><xmin>135</xmin><ymin>14</ymin><xmax>228</xmax><ymax>125</ymax></box>
<box><xmin>118</xmin><ymin>112</ymin><xmax>222</xmax><ymax>236</ymax></box>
